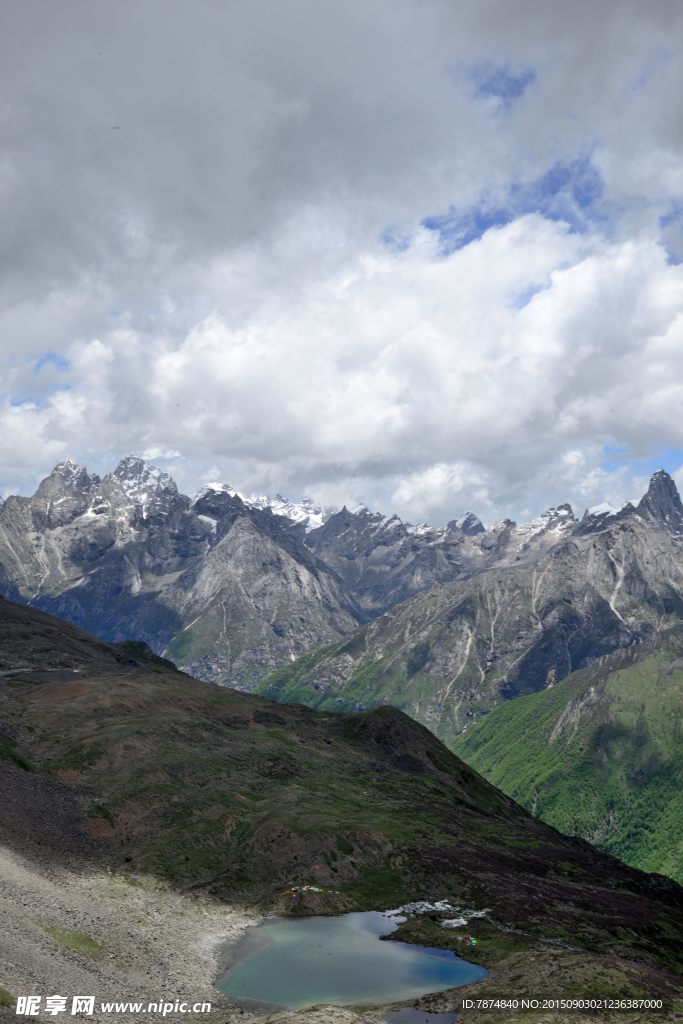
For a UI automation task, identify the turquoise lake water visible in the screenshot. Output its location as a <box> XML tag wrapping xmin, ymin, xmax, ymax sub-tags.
<box><xmin>218</xmin><ymin>910</ymin><xmax>486</xmax><ymax>1011</ymax></box>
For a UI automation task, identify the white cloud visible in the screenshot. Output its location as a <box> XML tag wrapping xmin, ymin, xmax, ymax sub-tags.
<box><xmin>2</xmin><ymin>214</ymin><xmax>683</xmax><ymax>522</ymax></box>
<box><xmin>2</xmin><ymin>1</ymin><xmax>683</xmax><ymax>520</ymax></box>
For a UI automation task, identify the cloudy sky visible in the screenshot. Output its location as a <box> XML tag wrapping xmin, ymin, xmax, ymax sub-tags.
<box><xmin>2</xmin><ymin>0</ymin><xmax>683</xmax><ymax>524</ymax></box>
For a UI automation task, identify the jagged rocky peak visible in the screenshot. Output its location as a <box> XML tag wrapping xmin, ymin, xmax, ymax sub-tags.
<box><xmin>35</xmin><ymin>458</ymin><xmax>98</xmax><ymax>498</ymax></box>
<box><xmin>191</xmin><ymin>483</ymin><xmax>247</xmax><ymax>520</ymax></box>
<box><xmin>110</xmin><ymin>456</ymin><xmax>178</xmax><ymax>497</ymax></box>
<box><xmin>517</xmin><ymin>503</ymin><xmax>576</xmax><ymax>538</ymax></box>
<box><xmin>306</xmin><ymin>504</ymin><xmax>361</xmax><ymax>541</ymax></box>
<box><xmin>98</xmin><ymin>456</ymin><xmax>183</xmax><ymax>520</ymax></box>
<box><xmin>546</xmin><ymin>502</ymin><xmax>575</xmax><ymax>521</ymax></box>
<box><xmin>306</xmin><ymin>503</ymin><xmax>409</xmax><ymax>559</ymax></box>
<box><xmin>455</xmin><ymin>512</ymin><xmax>485</xmax><ymax>536</ymax></box>
<box><xmin>348</xmin><ymin>502</ymin><xmax>382</xmax><ymax>521</ymax></box>
<box><xmin>578</xmin><ymin>471</ymin><xmax>683</xmax><ymax>534</ymax></box>
<box><xmin>637</xmin><ymin>469</ymin><xmax>683</xmax><ymax>530</ymax></box>
<box><xmin>326</xmin><ymin>503</ymin><xmax>399</xmax><ymax>531</ymax></box>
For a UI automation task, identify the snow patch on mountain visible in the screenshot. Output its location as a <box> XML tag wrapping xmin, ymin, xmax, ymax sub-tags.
<box><xmin>586</xmin><ymin>500</ymin><xmax>637</xmax><ymax>519</ymax></box>
<box><xmin>197</xmin><ymin>483</ymin><xmax>333</xmax><ymax>531</ymax></box>
<box><xmin>588</xmin><ymin>501</ymin><xmax>615</xmax><ymax>517</ymax></box>
<box><xmin>515</xmin><ymin>505</ymin><xmax>576</xmax><ymax>545</ymax></box>
<box><xmin>197</xmin><ymin>513</ymin><xmax>218</xmax><ymax>532</ymax></box>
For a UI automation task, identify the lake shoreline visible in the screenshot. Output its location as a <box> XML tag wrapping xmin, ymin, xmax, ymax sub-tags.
<box><xmin>1</xmin><ymin>845</ymin><xmax>484</xmax><ymax>1024</ymax></box>
<box><xmin>216</xmin><ymin>909</ymin><xmax>486</xmax><ymax>1016</ymax></box>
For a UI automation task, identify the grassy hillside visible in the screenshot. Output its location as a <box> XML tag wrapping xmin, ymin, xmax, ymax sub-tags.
<box><xmin>452</xmin><ymin>637</ymin><xmax>683</xmax><ymax>884</ymax></box>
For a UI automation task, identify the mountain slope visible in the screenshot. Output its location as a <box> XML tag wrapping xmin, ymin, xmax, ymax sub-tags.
<box><xmin>0</xmin><ymin>458</ymin><xmax>360</xmax><ymax>687</ymax></box>
<box><xmin>257</xmin><ymin>477</ymin><xmax>683</xmax><ymax>740</ymax></box>
<box><xmin>1</xmin><ymin>596</ymin><xmax>683</xmax><ymax>1005</ymax></box>
<box><xmin>452</xmin><ymin>629</ymin><xmax>683</xmax><ymax>883</ymax></box>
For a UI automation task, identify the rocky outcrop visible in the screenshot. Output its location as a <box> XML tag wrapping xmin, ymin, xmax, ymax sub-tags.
<box><xmin>0</xmin><ymin>459</ymin><xmax>360</xmax><ymax>687</ymax></box>
<box><xmin>637</xmin><ymin>467</ymin><xmax>683</xmax><ymax>531</ymax></box>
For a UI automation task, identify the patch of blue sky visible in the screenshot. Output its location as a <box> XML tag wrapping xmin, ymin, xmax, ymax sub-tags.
<box><xmin>660</xmin><ymin>204</ymin><xmax>683</xmax><ymax>228</ymax></box>
<box><xmin>659</xmin><ymin>203</ymin><xmax>683</xmax><ymax>265</ymax></box>
<box><xmin>601</xmin><ymin>444</ymin><xmax>631</xmax><ymax>461</ymax></box>
<box><xmin>626</xmin><ymin>43</ymin><xmax>671</xmax><ymax>96</ymax></box>
<box><xmin>421</xmin><ymin>204</ymin><xmax>509</xmax><ymax>254</ymax></box>
<box><xmin>9</xmin><ymin>395</ymin><xmax>46</xmax><ymax>409</ymax></box>
<box><xmin>511</xmin><ymin>283</ymin><xmax>550</xmax><ymax>310</ymax></box>
<box><xmin>470</xmin><ymin>62</ymin><xmax>535</xmax><ymax>109</ymax></box>
<box><xmin>34</xmin><ymin>351</ymin><xmax>70</xmax><ymax>373</ymax></box>
<box><xmin>514</xmin><ymin>155</ymin><xmax>603</xmax><ymax>214</ymax></box>
<box><xmin>600</xmin><ymin>445</ymin><xmax>683</xmax><ymax>478</ymax></box>
<box><xmin>379</xmin><ymin>226</ymin><xmax>412</xmax><ymax>253</ymax></box>
<box><xmin>418</xmin><ymin>153</ymin><xmax>606</xmax><ymax>256</ymax></box>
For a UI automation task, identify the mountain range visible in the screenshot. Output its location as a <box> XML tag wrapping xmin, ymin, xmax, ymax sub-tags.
<box><xmin>261</xmin><ymin>470</ymin><xmax>683</xmax><ymax>737</ymax></box>
<box><xmin>0</xmin><ymin>457</ymin><xmax>359</xmax><ymax>688</ymax></box>
<box><xmin>3</xmin><ymin>458</ymin><xmax>682</xmax><ymax>704</ymax></box>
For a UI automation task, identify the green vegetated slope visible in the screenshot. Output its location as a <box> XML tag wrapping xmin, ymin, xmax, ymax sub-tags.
<box><xmin>452</xmin><ymin>634</ymin><xmax>683</xmax><ymax>884</ymax></box>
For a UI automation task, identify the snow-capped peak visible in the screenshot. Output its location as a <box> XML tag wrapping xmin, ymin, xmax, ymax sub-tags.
<box><xmin>587</xmin><ymin>501</ymin><xmax>614</xmax><ymax>517</ymax></box>
<box><xmin>249</xmin><ymin>493</ymin><xmax>332</xmax><ymax>530</ymax></box>
<box><xmin>112</xmin><ymin>457</ymin><xmax>177</xmax><ymax>497</ymax></box>
<box><xmin>516</xmin><ymin>504</ymin><xmax>575</xmax><ymax>536</ymax></box>
<box><xmin>200</xmin><ymin>481</ymin><xmax>239</xmax><ymax>497</ymax></box>
<box><xmin>105</xmin><ymin>457</ymin><xmax>178</xmax><ymax>519</ymax></box>
<box><xmin>196</xmin><ymin>483</ymin><xmax>333</xmax><ymax>531</ymax></box>
<box><xmin>53</xmin><ymin>458</ymin><xmax>82</xmax><ymax>476</ymax></box>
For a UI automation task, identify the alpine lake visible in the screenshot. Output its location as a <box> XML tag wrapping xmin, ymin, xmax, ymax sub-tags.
<box><xmin>218</xmin><ymin>910</ymin><xmax>486</xmax><ymax>1017</ymax></box>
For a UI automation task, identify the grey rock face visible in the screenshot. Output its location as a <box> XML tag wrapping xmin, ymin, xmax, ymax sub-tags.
<box><xmin>258</xmin><ymin>472</ymin><xmax>683</xmax><ymax>741</ymax></box>
<box><xmin>305</xmin><ymin>499</ymin><xmax>577</xmax><ymax>616</ymax></box>
<box><xmin>0</xmin><ymin>459</ymin><xmax>359</xmax><ymax>687</ymax></box>
<box><xmin>456</xmin><ymin>512</ymin><xmax>485</xmax><ymax>536</ymax></box>
<box><xmin>637</xmin><ymin>468</ymin><xmax>683</xmax><ymax>531</ymax></box>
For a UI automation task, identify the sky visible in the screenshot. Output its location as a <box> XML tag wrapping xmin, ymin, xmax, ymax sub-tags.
<box><xmin>2</xmin><ymin>0</ymin><xmax>683</xmax><ymax>525</ymax></box>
